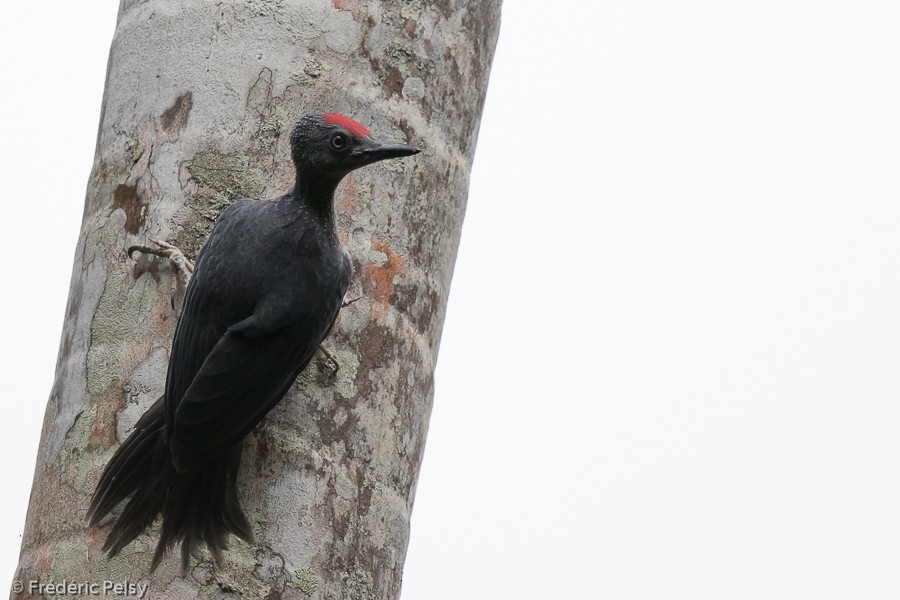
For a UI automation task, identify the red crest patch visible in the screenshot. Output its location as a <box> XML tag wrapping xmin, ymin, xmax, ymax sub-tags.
<box><xmin>323</xmin><ymin>113</ymin><xmax>372</xmax><ymax>138</ymax></box>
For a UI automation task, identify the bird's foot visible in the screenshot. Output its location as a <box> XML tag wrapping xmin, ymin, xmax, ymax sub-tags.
<box><xmin>128</xmin><ymin>238</ymin><xmax>194</xmax><ymax>282</ymax></box>
<box><xmin>317</xmin><ymin>344</ymin><xmax>340</xmax><ymax>374</ymax></box>
<box><xmin>341</xmin><ymin>296</ymin><xmax>362</xmax><ymax>309</ymax></box>
<box><xmin>128</xmin><ymin>238</ymin><xmax>195</xmax><ymax>299</ymax></box>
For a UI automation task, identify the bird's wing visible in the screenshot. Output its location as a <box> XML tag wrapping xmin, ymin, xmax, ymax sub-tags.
<box><xmin>167</xmin><ymin>321</ymin><xmax>321</xmax><ymax>472</ymax></box>
<box><xmin>163</xmin><ymin>199</ymin><xmax>257</xmax><ymax>429</ymax></box>
<box><xmin>162</xmin><ymin>199</ymin><xmax>351</xmax><ymax>472</ymax></box>
<box><xmin>163</xmin><ymin>277</ymin><xmax>220</xmax><ymax>429</ymax></box>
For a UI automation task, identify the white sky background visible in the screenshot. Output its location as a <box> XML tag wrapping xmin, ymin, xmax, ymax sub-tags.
<box><xmin>2</xmin><ymin>1</ymin><xmax>900</xmax><ymax>598</ymax></box>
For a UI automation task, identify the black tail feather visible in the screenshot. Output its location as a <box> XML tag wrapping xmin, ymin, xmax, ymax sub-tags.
<box><xmin>87</xmin><ymin>397</ymin><xmax>166</xmax><ymax>526</ymax></box>
<box><xmin>87</xmin><ymin>396</ymin><xmax>253</xmax><ymax>573</ymax></box>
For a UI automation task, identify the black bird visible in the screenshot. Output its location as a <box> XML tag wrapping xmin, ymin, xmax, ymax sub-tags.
<box><xmin>87</xmin><ymin>113</ymin><xmax>419</xmax><ymax>571</ymax></box>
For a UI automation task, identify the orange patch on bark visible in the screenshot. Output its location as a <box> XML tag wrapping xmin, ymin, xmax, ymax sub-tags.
<box><xmin>338</xmin><ymin>174</ymin><xmax>358</xmax><ymax>216</ymax></box>
<box><xmin>332</xmin><ymin>0</ymin><xmax>362</xmax><ymax>19</ymax></box>
<box><xmin>86</xmin><ymin>530</ymin><xmax>103</xmax><ymax>564</ymax></box>
<box><xmin>366</xmin><ymin>240</ymin><xmax>403</xmax><ymax>319</ymax></box>
<box><xmin>90</xmin><ymin>386</ymin><xmax>123</xmax><ymax>451</ymax></box>
<box><xmin>33</xmin><ymin>543</ymin><xmax>53</xmax><ymax>574</ymax></box>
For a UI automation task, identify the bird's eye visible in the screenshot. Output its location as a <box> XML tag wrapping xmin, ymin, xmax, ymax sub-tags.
<box><xmin>331</xmin><ymin>134</ymin><xmax>348</xmax><ymax>150</ymax></box>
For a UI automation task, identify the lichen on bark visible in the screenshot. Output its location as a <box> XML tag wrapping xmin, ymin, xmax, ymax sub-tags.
<box><xmin>177</xmin><ymin>150</ymin><xmax>268</xmax><ymax>260</ymax></box>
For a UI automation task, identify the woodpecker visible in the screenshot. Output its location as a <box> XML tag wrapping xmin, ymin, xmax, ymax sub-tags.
<box><xmin>87</xmin><ymin>113</ymin><xmax>419</xmax><ymax>572</ymax></box>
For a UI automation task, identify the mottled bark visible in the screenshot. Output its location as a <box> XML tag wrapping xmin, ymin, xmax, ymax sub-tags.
<box><xmin>13</xmin><ymin>0</ymin><xmax>499</xmax><ymax>598</ymax></box>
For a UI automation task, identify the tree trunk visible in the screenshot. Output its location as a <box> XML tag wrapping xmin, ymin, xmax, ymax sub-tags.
<box><xmin>13</xmin><ymin>0</ymin><xmax>499</xmax><ymax>597</ymax></box>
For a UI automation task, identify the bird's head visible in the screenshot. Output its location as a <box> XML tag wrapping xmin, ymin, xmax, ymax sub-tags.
<box><xmin>290</xmin><ymin>113</ymin><xmax>419</xmax><ymax>177</ymax></box>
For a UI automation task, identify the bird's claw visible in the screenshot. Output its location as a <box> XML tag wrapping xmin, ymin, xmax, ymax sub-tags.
<box><xmin>127</xmin><ymin>238</ymin><xmax>195</xmax><ymax>306</ymax></box>
<box><xmin>127</xmin><ymin>238</ymin><xmax>195</xmax><ymax>287</ymax></box>
<box><xmin>341</xmin><ymin>296</ymin><xmax>362</xmax><ymax>309</ymax></box>
<box><xmin>317</xmin><ymin>344</ymin><xmax>340</xmax><ymax>374</ymax></box>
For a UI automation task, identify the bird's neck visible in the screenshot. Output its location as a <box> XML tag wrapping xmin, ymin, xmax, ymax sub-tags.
<box><xmin>291</xmin><ymin>170</ymin><xmax>343</xmax><ymax>224</ymax></box>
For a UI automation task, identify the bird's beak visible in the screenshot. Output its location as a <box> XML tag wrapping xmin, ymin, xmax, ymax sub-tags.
<box><xmin>355</xmin><ymin>138</ymin><xmax>420</xmax><ymax>163</ymax></box>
